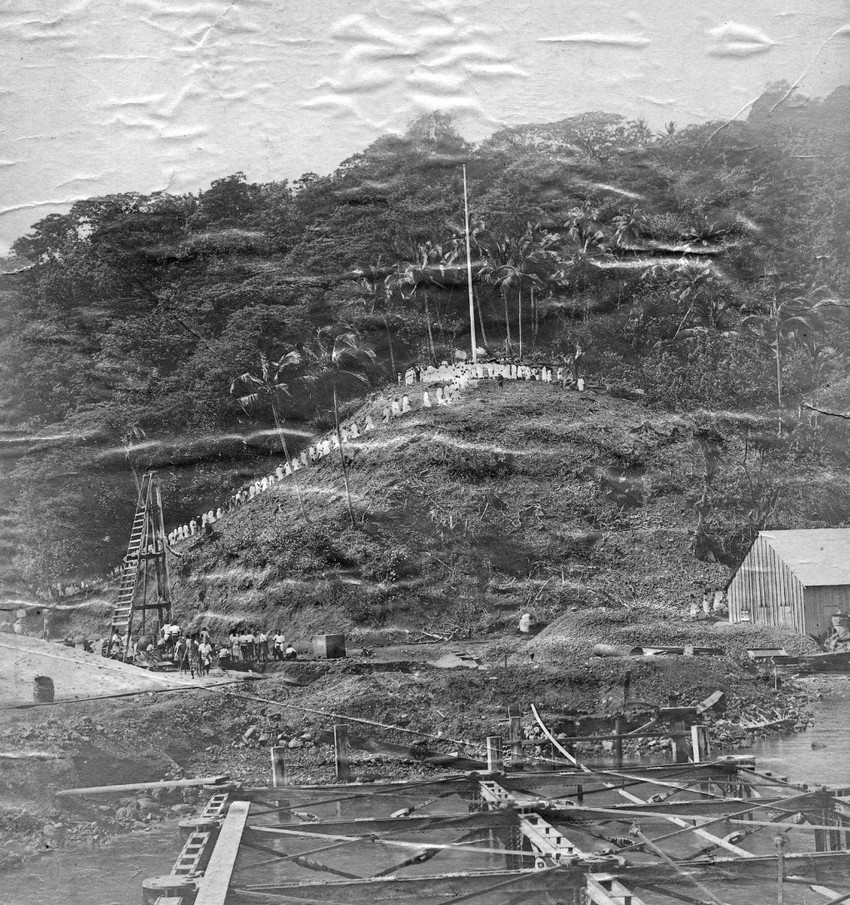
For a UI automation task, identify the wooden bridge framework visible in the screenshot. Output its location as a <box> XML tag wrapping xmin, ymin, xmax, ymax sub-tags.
<box><xmin>141</xmin><ymin>761</ymin><xmax>850</xmax><ymax>905</ymax></box>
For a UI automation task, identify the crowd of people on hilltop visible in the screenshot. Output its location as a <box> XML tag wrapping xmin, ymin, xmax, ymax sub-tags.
<box><xmin>107</xmin><ymin>620</ymin><xmax>299</xmax><ymax>678</ymax></box>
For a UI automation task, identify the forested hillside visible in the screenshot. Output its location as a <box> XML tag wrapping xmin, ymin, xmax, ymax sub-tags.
<box><xmin>2</xmin><ymin>81</ymin><xmax>850</xmax><ymax>595</ymax></box>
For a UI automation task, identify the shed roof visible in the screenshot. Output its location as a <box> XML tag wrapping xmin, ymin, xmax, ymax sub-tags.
<box><xmin>758</xmin><ymin>529</ymin><xmax>850</xmax><ymax>587</ymax></box>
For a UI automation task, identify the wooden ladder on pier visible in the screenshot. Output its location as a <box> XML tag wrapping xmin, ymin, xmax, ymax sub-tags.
<box><xmin>110</xmin><ymin>472</ymin><xmax>172</xmax><ymax>660</ymax></box>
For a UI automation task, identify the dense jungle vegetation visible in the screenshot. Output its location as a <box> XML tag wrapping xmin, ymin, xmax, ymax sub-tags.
<box><xmin>2</xmin><ymin>81</ymin><xmax>850</xmax><ymax>594</ymax></box>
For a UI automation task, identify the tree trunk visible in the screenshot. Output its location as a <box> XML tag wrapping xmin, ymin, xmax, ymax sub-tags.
<box><xmin>383</xmin><ymin>315</ymin><xmax>396</xmax><ymax>377</ymax></box>
<box><xmin>333</xmin><ymin>381</ymin><xmax>357</xmax><ymax>528</ymax></box>
<box><xmin>775</xmin><ymin>333</ymin><xmax>783</xmax><ymax>438</ymax></box>
<box><xmin>475</xmin><ymin>291</ymin><xmax>489</xmax><ymax>349</ymax></box>
<box><xmin>503</xmin><ymin>289</ymin><xmax>512</xmax><ymax>353</ymax></box>
<box><xmin>531</xmin><ymin>284</ymin><xmax>536</xmax><ymax>350</ymax></box>
<box><xmin>424</xmin><ymin>292</ymin><xmax>437</xmax><ymax>365</ymax></box>
<box><xmin>271</xmin><ymin>399</ymin><xmax>309</xmax><ymax>523</ymax></box>
<box><xmin>518</xmin><ymin>285</ymin><xmax>523</xmax><ymax>360</ymax></box>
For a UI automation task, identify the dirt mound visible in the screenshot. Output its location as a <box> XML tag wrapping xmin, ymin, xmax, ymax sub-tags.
<box><xmin>530</xmin><ymin>606</ymin><xmax>819</xmax><ymax>661</ymax></box>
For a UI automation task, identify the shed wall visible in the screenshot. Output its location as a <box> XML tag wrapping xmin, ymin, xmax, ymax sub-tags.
<box><xmin>728</xmin><ymin>536</ymin><xmax>805</xmax><ymax>633</ymax></box>
<box><xmin>804</xmin><ymin>586</ymin><xmax>850</xmax><ymax>640</ymax></box>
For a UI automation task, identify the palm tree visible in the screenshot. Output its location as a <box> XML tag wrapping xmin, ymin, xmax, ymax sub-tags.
<box><xmin>645</xmin><ymin>258</ymin><xmax>722</xmax><ymax>339</ymax></box>
<box><xmin>302</xmin><ymin>328</ymin><xmax>376</xmax><ymax>528</ymax></box>
<box><xmin>386</xmin><ymin>240</ymin><xmax>448</xmax><ymax>365</ymax></box>
<box><xmin>231</xmin><ymin>351</ymin><xmax>309</xmax><ymax>522</ymax></box>
<box><xmin>744</xmin><ymin>290</ymin><xmax>830</xmax><ymax>436</ymax></box>
<box><xmin>552</xmin><ymin>205</ymin><xmax>612</xmax><ymax>296</ymax></box>
<box><xmin>355</xmin><ymin>262</ymin><xmax>398</xmax><ymax>376</ymax></box>
<box><xmin>516</xmin><ymin>223</ymin><xmax>559</xmax><ymax>356</ymax></box>
<box><xmin>478</xmin><ymin>235</ymin><xmax>524</xmax><ymax>355</ymax></box>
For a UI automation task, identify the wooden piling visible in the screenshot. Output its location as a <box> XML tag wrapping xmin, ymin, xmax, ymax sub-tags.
<box><xmin>509</xmin><ymin>716</ymin><xmax>523</xmax><ymax>770</ymax></box>
<box><xmin>486</xmin><ymin>735</ymin><xmax>503</xmax><ymax>773</ymax></box>
<box><xmin>691</xmin><ymin>724</ymin><xmax>711</xmax><ymax>763</ymax></box>
<box><xmin>613</xmin><ymin>716</ymin><xmax>624</xmax><ymax>768</ymax></box>
<box><xmin>670</xmin><ymin>718</ymin><xmax>693</xmax><ymax>764</ymax></box>
<box><xmin>334</xmin><ymin>724</ymin><xmax>351</xmax><ymax>782</ymax></box>
<box><xmin>270</xmin><ymin>746</ymin><xmax>286</xmax><ymax>787</ymax></box>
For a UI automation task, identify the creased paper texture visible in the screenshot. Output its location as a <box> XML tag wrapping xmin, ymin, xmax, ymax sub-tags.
<box><xmin>1</xmin><ymin>2</ymin><xmax>849</xmax><ymax>904</ymax></box>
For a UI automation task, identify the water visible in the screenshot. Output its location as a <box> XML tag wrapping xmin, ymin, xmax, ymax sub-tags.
<box><xmin>751</xmin><ymin>675</ymin><xmax>850</xmax><ymax>787</ymax></box>
<box><xmin>4</xmin><ymin>822</ymin><xmax>179</xmax><ymax>905</ymax></box>
<box><xmin>5</xmin><ymin>678</ymin><xmax>850</xmax><ymax>903</ymax></box>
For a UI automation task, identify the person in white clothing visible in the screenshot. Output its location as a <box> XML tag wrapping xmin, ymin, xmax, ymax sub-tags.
<box><xmin>423</xmin><ymin>390</ymin><xmax>432</xmax><ymax>408</ymax></box>
<box><xmin>197</xmin><ymin>639</ymin><xmax>212</xmax><ymax>676</ymax></box>
<box><xmin>401</xmin><ymin>394</ymin><xmax>411</xmax><ymax>413</ymax></box>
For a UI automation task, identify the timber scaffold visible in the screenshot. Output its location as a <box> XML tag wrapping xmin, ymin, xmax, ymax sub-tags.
<box><xmin>139</xmin><ymin>752</ymin><xmax>850</xmax><ymax>905</ymax></box>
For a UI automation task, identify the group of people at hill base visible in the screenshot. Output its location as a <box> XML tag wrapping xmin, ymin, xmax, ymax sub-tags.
<box><xmin>224</xmin><ymin>626</ymin><xmax>298</xmax><ymax>663</ymax></box>
<box><xmin>105</xmin><ymin>621</ymin><xmax>298</xmax><ymax>678</ymax></box>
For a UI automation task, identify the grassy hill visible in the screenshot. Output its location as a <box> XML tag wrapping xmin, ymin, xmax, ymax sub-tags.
<box><xmin>167</xmin><ymin>379</ymin><xmax>745</xmax><ymax>652</ymax></box>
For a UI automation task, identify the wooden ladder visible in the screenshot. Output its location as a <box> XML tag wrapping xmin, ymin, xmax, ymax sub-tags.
<box><xmin>110</xmin><ymin>475</ymin><xmax>152</xmax><ymax>658</ymax></box>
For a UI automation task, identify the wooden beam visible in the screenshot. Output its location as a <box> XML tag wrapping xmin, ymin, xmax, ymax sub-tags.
<box><xmin>616</xmin><ymin>788</ymin><xmax>753</xmax><ymax>857</ymax></box>
<box><xmin>56</xmin><ymin>775</ymin><xmax>230</xmax><ymax>797</ymax></box>
<box><xmin>587</xmin><ymin>872</ymin><xmax>647</xmax><ymax>905</ymax></box>
<box><xmin>251</xmin><ymin>824</ymin><xmax>546</xmax><ymax>861</ymax></box>
<box><xmin>247</xmin><ymin>811</ymin><xmax>509</xmax><ymax>838</ymax></box>
<box><xmin>194</xmin><ymin>801</ymin><xmax>251</xmax><ymax>905</ymax></box>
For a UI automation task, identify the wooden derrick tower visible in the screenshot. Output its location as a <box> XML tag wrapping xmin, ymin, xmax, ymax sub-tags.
<box><xmin>109</xmin><ymin>472</ymin><xmax>173</xmax><ymax>660</ymax></box>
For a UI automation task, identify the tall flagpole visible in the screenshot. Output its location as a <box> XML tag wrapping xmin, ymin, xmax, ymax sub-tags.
<box><xmin>462</xmin><ymin>164</ymin><xmax>478</xmax><ymax>365</ymax></box>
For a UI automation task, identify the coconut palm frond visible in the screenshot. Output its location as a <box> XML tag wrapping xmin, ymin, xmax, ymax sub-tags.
<box><xmin>229</xmin><ymin>372</ymin><xmax>262</xmax><ymax>394</ymax></box>
<box><xmin>274</xmin><ymin>350</ymin><xmax>303</xmax><ymax>373</ymax></box>
<box><xmin>337</xmin><ymin>368</ymin><xmax>371</xmax><ymax>386</ymax></box>
<box><xmin>236</xmin><ymin>392</ymin><xmax>262</xmax><ymax>410</ymax></box>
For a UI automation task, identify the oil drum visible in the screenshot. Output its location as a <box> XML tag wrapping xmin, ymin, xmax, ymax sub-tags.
<box><xmin>33</xmin><ymin>675</ymin><xmax>54</xmax><ymax>703</ymax></box>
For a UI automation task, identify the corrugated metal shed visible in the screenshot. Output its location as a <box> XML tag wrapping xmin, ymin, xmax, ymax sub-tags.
<box><xmin>758</xmin><ymin>529</ymin><xmax>850</xmax><ymax>586</ymax></box>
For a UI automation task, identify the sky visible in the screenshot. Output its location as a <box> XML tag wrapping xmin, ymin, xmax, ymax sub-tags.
<box><xmin>0</xmin><ymin>0</ymin><xmax>848</xmax><ymax>252</ymax></box>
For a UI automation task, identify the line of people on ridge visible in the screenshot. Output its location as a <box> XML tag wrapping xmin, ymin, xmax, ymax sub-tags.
<box><xmin>164</xmin><ymin>358</ymin><xmax>579</xmax><ymax>547</ymax></box>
